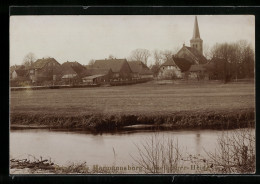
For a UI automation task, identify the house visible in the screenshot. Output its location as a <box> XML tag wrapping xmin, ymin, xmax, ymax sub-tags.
<box><xmin>11</xmin><ymin>69</ymin><xmax>28</xmax><ymax>80</ymax></box>
<box><xmin>10</xmin><ymin>65</ymin><xmax>24</xmax><ymax>79</ymax></box>
<box><xmin>128</xmin><ymin>61</ymin><xmax>153</xmax><ymax>80</ymax></box>
<box><xmin>158</xmin><ymin>57</ymin><xmax>193</xmax><ymax>79</ymax></box>
<box><xmin>29</xmin><ymin>57</ymin><xmax>62</xmax><ymax>83</ymax></box>
<box><xmin>189</xmin><ymin>64</ymin><xmax>209</xmax><ymax>80</ymax></box>
<box><xmin>10</xmin><ymin>65</ymin><xmax>28</xmax><ymax>80</ymax></box>
<box><xmin>83</xmin><ymin>68</ymin><xmax>113</xmax><ymax>84</ymax></box>
<box><xmin>61</xmin><ymin>61</ymin><xmax>89</xmax><ymax>84</ymax></box>
<box><xmin>158</xmin><ymin>58</ymin><xmax>182</xmax><ymax>79</ymax></box>
<box><xmin>173</xmin><ymin>57</ymin><xmax>193</xmax><ymax>73</ymax></box>
<box><xmin>10</xmin><ymin>67</ymin><xmax>30</xmax><ymax>87</ymax></box>
<box><xmin>91</xmin><ymin>59</ymin><xmax>133</xmax><ymax>81</ymax></box>
<box><xmin>82</xmin><ymin>74</ymin><xmax>107</xmax><ymax>84</ymax></box>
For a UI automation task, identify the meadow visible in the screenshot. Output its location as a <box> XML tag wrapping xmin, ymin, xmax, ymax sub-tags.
<box><xmin>10</xmin><ymin>80</ymin><xmax>255</xmax><ymax>130</ymax></box>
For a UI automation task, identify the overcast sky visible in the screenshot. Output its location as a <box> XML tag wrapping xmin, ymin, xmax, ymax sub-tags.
<box><xmin>10</xmin><ymin>15</ymin><xmax>255</xmax><ymax>66</ymax></box>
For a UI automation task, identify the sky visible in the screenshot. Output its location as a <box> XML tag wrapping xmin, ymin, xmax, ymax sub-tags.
<box><xmin>10</xmin><ymin>15</ymin><xmax>255</xmax><ymax>66</ymax></box>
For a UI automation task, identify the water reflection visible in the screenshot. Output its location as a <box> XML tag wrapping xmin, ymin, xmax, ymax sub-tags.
<box><xmin>10</xmin><ymin>128</ymin><xmax>253</xmax><ymax>167</ymax></box>
<box><xmin>195</xmin><ymin>133</ymin><xmax>201</xmax><ymax>155</ymax></box>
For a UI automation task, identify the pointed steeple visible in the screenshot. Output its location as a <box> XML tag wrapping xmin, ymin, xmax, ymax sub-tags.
<box><xmin>192</xmin><ymin>16</ymin><xmax>200</xmax><ymax>39</ymax></box>
<box><xmin>190</xmin><ymin>16</ymin><xmax>203</xmax><ymax>55</ymax></box>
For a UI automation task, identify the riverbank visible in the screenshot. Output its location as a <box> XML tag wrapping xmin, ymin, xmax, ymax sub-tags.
<box><xmin>10</xmin><ymin>108</ymin><xmax>255</xmax><ymax>131</ymax></box>
<box><xmin>10</xmin><ymin>158</ymin><xmax>94</xmax><ymax>174</ymax></box>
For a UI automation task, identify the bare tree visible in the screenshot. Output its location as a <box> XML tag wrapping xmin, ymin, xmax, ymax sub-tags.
<box><xmin>161</xmin><ymin>50</ymin><xmax>174</xmax><ymax>63</ymax></box>
<box><xmin>203</xmin><ymin>43</ymin><xmax>211</xmax><ymax>59</ymax></box>
<box><xmin>131</xmin><ymin>133</ymin><xmax>181</xmax><ymax>174</ymax></box>
<box><xmin>153</xmin><ymin>49</ymin><xmax>163</xmax><ymax>66</ymax></box>
<box><xmin>129</xmin><ymin>49</ymin><xmax>151</xmax><ymax>65</ymax></box>
<box><xmin>204</xmin><ymin>128</ymin><xmax>255</xmax><ymax>173</ymax></box>
<box><xmin>88</xmin><ymin>59</ymin><xmax>95</xmax><ymax>66</ymax></box>
<box><xmin>23</xmin><ymin>52</ymin><xmax>36</xmax><ymax>69</ymax></box>
<box><xmin>150</xmin><ymin>50</ymin><xmax>163</xmax><ymax>77</ymax></box>
<box><xmin>237</xmin><ymin>40</ymin><xmax>254</xmax><ymax>78</ymax></box>
<box><xmin>210</xmin><ymin>40</ymin><xmax>254</xmax><ymax>81</ymax></box>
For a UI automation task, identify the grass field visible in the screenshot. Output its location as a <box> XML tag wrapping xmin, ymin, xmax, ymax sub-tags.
<box><xmin>10</xmin><ymin>80</ymin><xmax>255</xmax><ymax>130</ymax></box>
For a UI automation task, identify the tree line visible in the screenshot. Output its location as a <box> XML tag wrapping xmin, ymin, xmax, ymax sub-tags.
<box><xmin>208</xmin><ymin>40</ymin><xmax>254</xmax><ymax>82</ymax></box>
<box><xmin>125</xmin><ymin>40</ymin><xmax>254</xmax><ymax>81</ymax></box>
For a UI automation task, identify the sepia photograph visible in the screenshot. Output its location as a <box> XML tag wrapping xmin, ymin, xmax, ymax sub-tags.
<box><xmin>9</xmin><ymin>15</ymin><xmax>255</xmax><ymax>174</ymax></box>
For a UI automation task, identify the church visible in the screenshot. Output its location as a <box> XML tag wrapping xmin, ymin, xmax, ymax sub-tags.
<box><xmin>158</xmin><ymin>16</ymin><xmax>209</xmax><ymax>80</ymax></box>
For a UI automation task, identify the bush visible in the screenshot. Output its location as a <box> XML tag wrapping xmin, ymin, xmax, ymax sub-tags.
<box><xmin>132</xmin><ymin>133</ymin><xmax>181</xmax><ymax>173</ymax></box>
<box><xmin>205</xmin><ymin>128</ymin><xmax>255</xmax><ymax>173</ymax></box>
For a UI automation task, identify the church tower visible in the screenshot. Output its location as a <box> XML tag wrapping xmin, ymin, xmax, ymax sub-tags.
<box><xmin>190</xmin><ymin>16</ymin><xmax>203</xmax><ymax>55</ymax></box>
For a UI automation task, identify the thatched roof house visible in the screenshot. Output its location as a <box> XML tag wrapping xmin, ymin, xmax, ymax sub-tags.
<box><xmin>128</xmin><ymin>61</ymin><xmax>153</xmax><ymax>79</ymax></box>
<box><xmin>92</xmin><ymin>59</ymin><xmax>132</xmax><ymax>80</ymax></box>
<box><xmin>29</xmin><ymin>58</ymin><xmax>62</xmax><ymax>82</ymax></box>
<box><xmin>61</xmin><ymin>61</ymin><xmax>89</xmax><ymax>79</ymax></box>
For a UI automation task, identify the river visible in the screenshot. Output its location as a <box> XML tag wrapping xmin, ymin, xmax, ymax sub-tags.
<box><xmin>10</xmin><ymin>128</ymin><xmax>255</xmax><ymax>174</ymax></box>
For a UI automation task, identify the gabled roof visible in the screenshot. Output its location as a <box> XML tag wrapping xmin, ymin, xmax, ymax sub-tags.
<box><xmin>161</xmin><ymin>58</ymin><xmax>178</xmax><ymax>67</ymax></box>
<box><xmin>32</xmin><ymin>58</ymin><xmax>60</xmax><ymax>69</ymax></box>
<box><xmin>93</xmin><ymin>59</ymin><xmax>128</xmax><ymax>73</ymax></box>
<box><xmin>61</xmin><ymin>61</ymin><xmax>88</xmax><ymax>77</ymax></box>
<box><xmin>185</xmin><ymin>46</ymin><xmax>207</xmax><ymax>64</ymax></box>
<box><xmin>172</xmin><ymin>57</ymin><xmax>193</xmax><ymax>72</ymax></box>
<box><xmin>128</xmin><ymin>61</ymin><xmax>153</xmax><ymax>75</ymax></box>
<box><xmin>61</xmin><ymin>63</ymin><xmax>78</xmax><ymax>76</ymax></box>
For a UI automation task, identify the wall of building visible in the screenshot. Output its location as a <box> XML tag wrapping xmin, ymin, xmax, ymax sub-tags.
<box><xmin>11</xmin><ymin>71</ymin><xmax>17</xmax><ymax>79</ymax></box>
<box><xmin>30</xmin><ymin>61</ymin><xmax>63</xmax><ymax>83</ymax></box>
<box><xmin>158</xmin><ymin>66</ymin><xmax>182</xmax><ymax>79</ymax></box>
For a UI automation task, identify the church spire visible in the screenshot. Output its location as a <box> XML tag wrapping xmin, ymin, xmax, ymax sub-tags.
<box><xmin>192</xmin><ymin>16</ymin><xmax>200</xmax><ymax>39</ymax></box>
<box><xmin>190</xmin><ymin>16</ymin><xmax>203</xmax><ymax>55</ymax></box>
